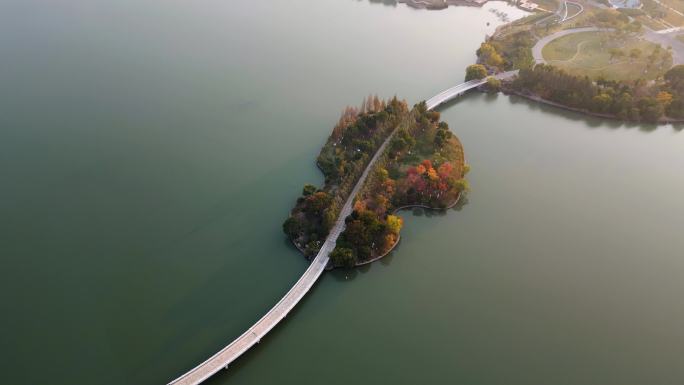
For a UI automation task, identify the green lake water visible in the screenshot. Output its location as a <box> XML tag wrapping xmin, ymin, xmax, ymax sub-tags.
<box><xmin>1</xmin><ymin>1</ymin><xmax>683</xmax><ymax>384</ymax></box>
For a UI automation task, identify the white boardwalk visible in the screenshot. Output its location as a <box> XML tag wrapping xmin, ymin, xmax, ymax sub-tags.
<box><xmin>426</xmin><ymin>70</ymin><xmax>518</xmax><ymax>110</ymax></box>
<box><xmin>168</xmin><ymin>71</ymin><xmax>518</xmax><ymax>385</ymax></box>
<box><xmin>168</xmin><ymin>112</ymin><xmax>401</xmax><ymax>385</ymax></box>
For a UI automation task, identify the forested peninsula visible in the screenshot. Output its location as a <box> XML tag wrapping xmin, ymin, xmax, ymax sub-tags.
<box><xmin>283</xmin><ymin>97</ymin><xmax>469</xmax><ymax>268</ymax></box>
<box><xmin>467</xmin><ymin>8</ymin><xmax>684</xmax><ymax>123</ymax></box>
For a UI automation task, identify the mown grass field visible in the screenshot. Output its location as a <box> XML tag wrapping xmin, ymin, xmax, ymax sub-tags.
<box><xmin>634</xmin><ymin>14</ymin><xmax>669</xmax><ymax>30</ymax></box>
<box><xmin>542</xmin><ymin>31</ymin><xmax>673</xmax><ymax>80</ymax></box>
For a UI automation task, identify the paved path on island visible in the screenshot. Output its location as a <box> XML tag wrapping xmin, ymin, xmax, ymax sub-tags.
<box><xmin>167</xmin><ymin>107</ymin><xmax>404</xmax><ymax>385</ymax></box>
<box><xmin>167</xmin><ymin>70</ymin><xmax>521</xmax><ymax>385</ymax></box>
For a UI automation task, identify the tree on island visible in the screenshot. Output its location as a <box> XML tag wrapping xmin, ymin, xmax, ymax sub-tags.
<box><xmin>465</xmin><ymin>64</ymin><xmax>487</xmax><ymax>81</ymax></box>
<box><xmin>302</xmin><ymin>184</ymin><xmax>317</xmax><ymax>196</ymax></box>
<box><xmin>484</xmin><ymin>76</ymin><xmax>502</xmax><ymax>92</ymax></box>
<box><xmin>330</xmin><ymin>247</ymin><xmax>357</xmax><ymax>268</ymax></box>
<box><xmin>656</xmin><ymin>91</ymin><xmax>673</xmax><ymax>108</ymax></box>
<box><xmin>289</xmin><ymin>97</ymin><xmax>468</xmax><ymax>268</ymax></box>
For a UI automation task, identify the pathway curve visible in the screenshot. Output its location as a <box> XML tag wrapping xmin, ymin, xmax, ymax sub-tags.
<box><xmin>532</xmin><ymin>27</ymin><xmax>608</xmax><ymax>64</ymax></box>
<box><xmin>167</xmin><ymin>103</ymin><xmax>405</xmax><ymax>385</ymax></box>
<box><xmin>533</xmin><ymin>27</ymin><xmax>684</xmax><ymax>65</ymax></box>
<box><xmin>563</xmin><ymin>1</ymin><xmax>583</xmax><ymax>22</ymax></box>
<box><xmin>167</xmin><ymin>71</ymin><xmax>513</xmax><ymax>385</ymax></box>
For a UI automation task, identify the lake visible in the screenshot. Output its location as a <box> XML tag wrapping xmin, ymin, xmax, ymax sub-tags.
<box><xmin>1</xmin><ymin>0</ymin><xmax>683</xmax><ymax>384</ymax></box>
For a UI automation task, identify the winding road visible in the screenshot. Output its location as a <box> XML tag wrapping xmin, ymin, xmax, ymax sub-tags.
<box><xmin>166</xmin><ymin>72</ymin><xmax>516</xmax><ymax>385</ymax></box>
<box><xmin>168</xmin><ymin>21</ymin><xmax>684</xmax><ymax>385</ymax></box>
<box><xmin>167</xmin><ymin>111</ymin><xmax>401</xmax><ymax>385</ymax></box>
<box><xmin>532</xmin><ymin>27</ymin><xmax>608</xmax><ymax>64</ymax></box>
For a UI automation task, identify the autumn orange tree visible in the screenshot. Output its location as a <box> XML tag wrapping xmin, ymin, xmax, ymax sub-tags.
<box><xmin>331</xmin><ymin>101</ymin><xmax>467</xmax><ymax>267</ymax></box>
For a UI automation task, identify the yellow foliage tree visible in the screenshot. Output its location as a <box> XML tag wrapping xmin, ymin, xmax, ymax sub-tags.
<box><xmin>656</xmin><ymin>91</ymin><xmax>673</xmax><ymax>107</ymax></box>
<box><xmin>386</xmin><ymin>215</ymin><xmax>403</xmax><ymax>235</ymax></box>
<box><xmin>427</xmin><ymin>167</ymin><xmax>439</xmax><ymax>181</ymax></box>
<box><xmin>383</xmin><ymin>233</ymin><xmax>397</xmax><ymax>252</ymax></box>
<box><xmin>478</xmin><ymin>43</ymin><xmax>504</xmax><ymax>69</ymax></box>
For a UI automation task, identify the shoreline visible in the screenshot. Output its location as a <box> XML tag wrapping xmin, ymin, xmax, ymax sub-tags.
<box><xmin>505</xmin><ymin>89</ymin><xmax>684</xmax><ymax>124</ymax></box>
<box><xmin>293</xmin><ymin>161</ymin><xmax>467</xmax><ymax>269</ymax></box>
<box><xmin>399</xmin><ymin>0</ymin><xmax>538</xmax><ymax>14</ymax></box>
<box><xmin>354</xmin><ymin>189</ymin><xmax>465</xmax><ymax>266</ymax></box>
<box><xmin>398</xmin><ymin>0</ymin><xmax>487</xmax><ymax>10</ymax></box>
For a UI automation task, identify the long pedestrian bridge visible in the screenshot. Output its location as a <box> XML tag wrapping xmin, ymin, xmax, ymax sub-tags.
<box><xmin>426</xmin><ymin>71</ymin><xmax>518</xmax><ymax>109</ymax></box>
<box><xmin>167</xmin><ymin>70</ymin><xmax>517</xmax><ymax>385</ymax></box>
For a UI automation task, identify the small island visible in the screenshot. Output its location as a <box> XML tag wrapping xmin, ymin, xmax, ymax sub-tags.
<box><xmin>283</xmin><ymin>97</ymin><xmax>469</xmax><ymax>268</ymax></box>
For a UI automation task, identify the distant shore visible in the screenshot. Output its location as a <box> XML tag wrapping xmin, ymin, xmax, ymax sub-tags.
<box><xmin>398</xmin><ymin>0</ymin><xmax>488</xmax><ymax>10</ymax></box>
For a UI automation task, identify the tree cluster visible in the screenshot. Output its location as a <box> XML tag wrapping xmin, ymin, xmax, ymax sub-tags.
<box><xmin>511</xmin><ymin>64</ymin><xmax>684</xmax><ymax>122</ymax></box>
<box><xmin>284</xmin><ymin>96</ymin><xmax>409</xmax><ymax>257</ymax></box>
<box><xmin>479</xmin><ymin>31</ymin><xmax>535</xmax><ymax>72</ymax></box>
<box><xmin>588</xmin><ymin>9</ymin><xmax>639</xmax><ymax>31</ymax></box>
<box><xmin>331</xmin><ymin>103</ymin><xmax>468</xmax><ymax>267</ymax></box>
<box><xmin>465</xmin><ymin>64</ymin><xmax>488</xmax><ymax>81</ymax></box>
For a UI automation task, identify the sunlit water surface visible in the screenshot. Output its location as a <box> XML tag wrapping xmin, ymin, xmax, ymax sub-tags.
<box><xmin>1</xmin><ymin>1</ymin><xmax>683</xmax><ymax>384</ymax></box>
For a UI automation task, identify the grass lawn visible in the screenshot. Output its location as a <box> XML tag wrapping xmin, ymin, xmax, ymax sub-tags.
<box><xmin>641</xmin><ymin>0</ymin><xmax>684</xmax><ymax>29</ymax></box>
<box><xmin>542</xmin><ymin>31</ymin><xmax>673</xmax><ymax>81</ymax></box>
<box><xmin>663</xmin><ymin>10</ymin><xmax>684</xmax><ymax>27</ymax></box>
<box><xmin>635</xmin><ymin>15</ymin><xmax>670</xmax><ymax>30</ymax></box>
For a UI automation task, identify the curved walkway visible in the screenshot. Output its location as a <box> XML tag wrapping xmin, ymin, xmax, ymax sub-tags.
<box><xmin>168</xmin><ymin>106</ymin><xmax>404</xmax><ymax>385</ymax></box>
<box><xmin>532</xmin><ymin>27</ymin><xmax>607</xmax><ymax>64</ymax></box>
<box><xmin>168</xmin><ymin>74</ymin><xmax>502</xmax><ymax>385</ymax></box>
<box><xmin>533</xmin><ymin>27</ymin><xmax>684</xmax><ymax>66</ymax></box>
<box><xmin>563</xmin><ymin>1</ymin><xmax>583</xmax><ymax>22</ymax></box>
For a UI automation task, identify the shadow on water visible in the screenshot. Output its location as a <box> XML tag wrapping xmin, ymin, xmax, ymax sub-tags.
<box><xmin>505</xmin><ymin>94</ymin><xmax>679</xmax><ymax>133</ymax></box>
<box><xmin>439</xmin><ymin>91</ymin><xmax>680</xmax><ymax>133</ymax></box>
<box><xmin>435</xmin><ymin>89</ymin><xmax>499</xmax><ymax>112</ymax></box>
<box><xmin>328</xmin><ymin>250</ymin><xmax>398</xmax><ymax>282</ymax></box>
<box><xmin>202</xmin><ymin>267</ymin><xmax>328</xmax><ymax>385</ymax></box>
<box><xmin>436</xmin><ymin>94</ymin><xmax>469</xmax><ymax>111</ymax></box>
<box><xmin>452</xmin><ymin>193</ymin><xmax>470</xmax><ymax>212</ymax></box>
<box><xmin>330</xmin><ymin>267</ymin><xmax>360</xmax><ymax>282</ymax></box>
